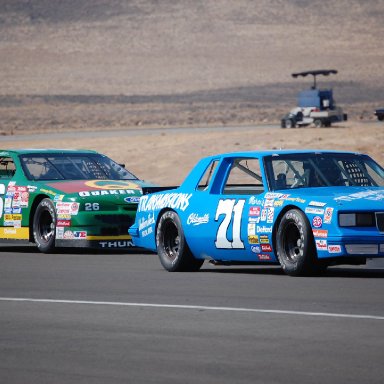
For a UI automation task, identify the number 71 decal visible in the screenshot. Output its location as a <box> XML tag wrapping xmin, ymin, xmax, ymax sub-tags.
<box><xmin>215</xmin><ymin>199</ymin><xmax>245</xmax><ymax>249</ymax></box>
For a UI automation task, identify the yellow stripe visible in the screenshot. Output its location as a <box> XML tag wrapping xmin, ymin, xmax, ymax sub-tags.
<box><xmin>0</xmin><ymin>227</ymin><xmax>29</xmax><ymax>240</ymax></box>
<box><xmin>86</xmin><ymin>234</ymin><xmax>132</xmax><ymax>241</ymax></box>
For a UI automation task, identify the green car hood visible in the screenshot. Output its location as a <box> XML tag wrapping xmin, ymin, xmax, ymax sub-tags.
<box><xmin>38</xmin><ymin>179</ymin><xmax>151</xmax><ymax>200</ymax></box>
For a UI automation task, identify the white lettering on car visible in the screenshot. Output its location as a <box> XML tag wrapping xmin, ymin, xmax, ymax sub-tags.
<box><xmin>215</xmin><ymin>199</ymin><xmax>245</xmax><ymax>249</ymax></box>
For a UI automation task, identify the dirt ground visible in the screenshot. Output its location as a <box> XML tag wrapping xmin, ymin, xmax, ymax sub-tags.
<box><xmin>1</xmin><ymin>121</ymin><xmax>382</xmax><ymax>186</ymax></box>
<box><xmin>1</xmin><ymin>1</ymin><xmax>383</xmax><ymax>185</ymax></box>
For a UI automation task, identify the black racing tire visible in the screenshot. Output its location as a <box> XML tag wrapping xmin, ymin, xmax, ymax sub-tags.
<box><xmin>33</xmin><ymin>198</ymin><xmax>57</xmax><ymax>253</ymax></box>
<box><xmin>276</xmin><ymin>209</ymin><xmax>324</xmax><ymax>276</ymax></box>
<box><xmin>285</xmin><ymin>119</ymin><xmax>295</xmax><ymax>129</ymax></box>
<box><xmin>156</xmin><ymin>210</ymin><xmax>203</xmax><ymax>272</ymax></box>
<box><xmin>378</xmin><ymin>115</ymin><xmax>384</xmax><ymax>121</ymax></box>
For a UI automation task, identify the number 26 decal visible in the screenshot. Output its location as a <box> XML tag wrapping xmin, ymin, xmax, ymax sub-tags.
<box><xmin>215</xmin><ymin>199</ymin><xmax>245</xmax><ymax>249</ymax></box>
<box><xmin>85</xmin><ymin>202</ymin><xmax>100</xmax><ymax>211</ymax></box>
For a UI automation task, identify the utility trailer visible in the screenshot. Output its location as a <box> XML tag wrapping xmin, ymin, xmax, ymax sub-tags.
<box><xmin>281</xmin><ymin>69</ymin><xmax>347</xmax><ymax>128</ymax></box>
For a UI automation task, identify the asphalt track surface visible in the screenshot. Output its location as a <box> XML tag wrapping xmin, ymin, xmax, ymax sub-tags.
<box><xmin>0</xmin><ymin>245</ymin><xmax>383</xmax><ymax>384</ymax></box>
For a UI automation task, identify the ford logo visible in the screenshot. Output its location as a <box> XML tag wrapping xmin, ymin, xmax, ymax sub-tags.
<box><xmin>124</xmin><ymin>196</ymin><xmax>141</xmax><ymax>204</ymax></box>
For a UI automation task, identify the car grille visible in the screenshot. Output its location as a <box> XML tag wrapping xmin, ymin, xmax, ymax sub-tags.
<box><xmin>94</xmin><ymin>214</ymin><xmax>135</xmax><ymax>236</ymax></box>
<box><xmin>376</xmin><ymin>213</ymin><xmax>384</xmax><ymax>233</ymax></box>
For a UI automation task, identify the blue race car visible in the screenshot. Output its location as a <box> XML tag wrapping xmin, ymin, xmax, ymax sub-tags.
<box><xmin>129</xmin><ymin>150</ymin><xmax>384</xmax><ymax>276</ymax></box>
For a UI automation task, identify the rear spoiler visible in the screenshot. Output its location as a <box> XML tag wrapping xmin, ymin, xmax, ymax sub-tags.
<box><xmin>141</xmin><ymin>186</ymin><xmax>178</xmax><ymax>195</ymax></box>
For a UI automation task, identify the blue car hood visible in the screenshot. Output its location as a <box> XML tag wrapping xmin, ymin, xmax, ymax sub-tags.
<box><xmin>286</xmin><ymin>186</ymin><xmax>384</xmax><ymax>209</ymax></box>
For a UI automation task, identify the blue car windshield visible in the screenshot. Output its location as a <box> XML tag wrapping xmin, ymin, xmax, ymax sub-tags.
<box><xmin>264</xmin><ymin>153</ymin><xmax>384</xmax><ymax>190</ymax></box>
<box><xmin>20</xmin><ymin>153</ymin><xmax>138</xmax><ymax>181</ymax></box>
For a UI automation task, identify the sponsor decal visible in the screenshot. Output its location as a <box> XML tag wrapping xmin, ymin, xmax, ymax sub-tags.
<box><xmin>264</xmin><ymin>199</ymin><xmax>274</xmax><ymax>208</ymax></box>
<box><xmin>57</xmin><ymin>214</ymin><xmax>72</xmax><ymax>220</ymax></box>
<box><xmin>309</xmin><ymin>201</ymin><xmax>326</xmax><ymax>207</ymax></box>
<box><xmin>124</xmin><ymin>196</ymin><xmax>141</xmax><ymax>204</ymax></box>
<box><xmin>141</xmin><ymin>226</ymin><xmax>153</xmax><ymax>237</ymax></box>
<box><xmin>274</xmin><ymin>200</ymin><xmax>283</xmax><ymax>207</ymax></box>
<box><xmin>335</xmin><ymin>190</ymin><xmax>384</xmax><ymax>202</ymax></box>
<box><xmin>187</xmin><ymin>213</ymin><xmax>209</xmax><ymax>226</ymax></box>
<box><xmin>316</xmin><ymin>239</ymin><xmax>327</xmax><ymax>251</ymax></box>
<box><xmin>247</xmin><ymin>222</ymin><xmax>256</xmax><ymax>236</ymax></box>
<box><xmin>248</xmin><ymin>235</ymin><xmax>259</xmax><ymax>244</ymax></box>
<box><xmin>63</xmin><ymin>230</ymin><xmax>74</xmax><ymax>239</ymax></box>
<box><xmin>248</xmin><ymin>216</ymin><xmax>260</xmax><ymax>223</ymax></box>
<box><xmin>265</xmin><ymin>192</ymin><xmax>282</xmax><ymax>199</ymax></box>
<box><xmin>20</xmin><ymin>191</ymin><xmax>29</xmax><ymax>208</ymax></box>
<box><xmin>0</xmin><ymin>227</ymin><xmax>29</xmax><ymax>239</ymax></box>
<box><xmin>56</xmin><ymin>227</ymin><xmax>64</xmax><ymax>239</ymax></box>
<box><xmin>258</xmin><ymin>254</ymin><xmax>272</xmax><ymax>261</ymax></box>
<box><xmin>4</xmin><ymin>197</ymin><xmax>12</xmax><ymax>210</ymax></box>
<box><xmin>305</xmin><ymin>207</ymin><xmax>325</xmax><ymax>215</ymax></box>
<box><xmin>257</xmin><ymin>225</ymin><xmax>273</xmax><ymax>234</ymax></box>
<box><xmin>260</xmin><ymin>208</ymin><xmax>267</xmax><ymax>221</ymax></box>
<box><xmin>84</xmin><ymin>180</ymin><xmax>141</xmax><ymax>191</ymax></box>
<box><xmin>27</xmin><ymin>185</ymin><xmax>37</xmax><ymax>192</ymax></box>
<box><xmin>267</xmin><ymin>208</ymin><xmax>274</xmax><ymax>224</ymax></box>
<box><xmin>4</xmin><ymin>228</ymin><xmax>17</xmax><ymax>235</ymax></box>
<box><xmin>79</xmin><ymin>189</ymin><xmax>136</xmax><ymax>197</ymax></box>
<box><xmin>99</xmin><ymin>240</ymin><xmax>134</xmax><ymax>248</ymax></box>
<box><xmin>249</xmin><ymin>196</ymin><xmax>264</xmax><ymax>205</ymax></box>
<box><xmin>259</xmin><ymin>235</ymin><xmax>270</xmax><ymax>244</ymax></box>
<box><xmin>9</xmin><ymin>188</ymin><xmax>29</xmax><ymax>209</ymax></box>
<box><xmin>312</xmin><ymin>216</ymin><xmax>323</xmax><ymax>228</ymax></box>
<box><xmin>56</xmin><ymin>202</ymin><xmax>80</xmax><ymax>215</ymax></box>
<box><xmin>324</xmin><ymin>207</ymin><xmax>334</xmax><ymax>224</ymax></box>
<box><xmin>139</xmin><ymin>213</ymin><xmax>155</xmax><ymax>237</ymax></box>
<box><xmin>261</xmin><ymin>244</ymin><xmax>272</xmax><ymax>252</ymax></box>
<box><xmin>48</xmin><ymin>180</ymin><xmax>141</xmax><ymax>194</ymax></box>
<box><xmin>40</xmin><ymin>188</ymin><xmax>57</xmax><ymax>196</ymax></box>
<box><xmin>4</xmin><ymin>214</ymin><xmax>22</xmax><ymax>227</ymax></box>
<box><xmin>251</xmin><ymin>245</ymin><xmax>261</xmax><ymax>253</ymax></box>
<box><xmin>138</xmin><ymin>193</ymin><xmax>192</xmax><ymax>212</ymax></box>
<box><xmin>74</xmin><ymin>231</ymin><xmax>87</xmax><ymax>239</ymax></box>
<box><xmin>139</xmin><ymin>212</ymin><xmax>156</xmax><ymax>231</ymax></box>
<box><xmin>283</xmin><ymin>197</ymin><xmax>306</xmax><ymax>204</ymax></box>
<box><xmin>328</xmin><ymin>245</ymin><xmax>342</xmax><ymax>254</ymax></box>
<box><xmin>54</xmin><ymin>194</ymin><xmax>65</xmax><ymax>202</ymax></box>
<box><xmin>14</xmin><ymin>186</ymin><xmax>27</xmax><ymax>192</ymax></box>
<box><xmin>56</xmin><ymin>220</ymin><xmax>71</xmax><ymax>227</ymax></box>
<box><xmin>249</xmin><ymin>206</ymin><xmax>261</xmax><ymax>216</ymax></box>
<box><xmin>313</xmin><ymin>229</ymin><xmax>328</xmax><ymax>238</ymax></box>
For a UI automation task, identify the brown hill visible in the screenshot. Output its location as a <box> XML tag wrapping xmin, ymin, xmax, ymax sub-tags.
<box><xmin>0</xmin><ymin>0</ymin><xmax>383</xmax><ymax>134</ymax></box>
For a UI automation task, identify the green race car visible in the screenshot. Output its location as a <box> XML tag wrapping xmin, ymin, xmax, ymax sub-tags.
<box><xmin>0</xmin><ymin>149</ymin><xmax>156</xmax><ymax>253</ymax></box>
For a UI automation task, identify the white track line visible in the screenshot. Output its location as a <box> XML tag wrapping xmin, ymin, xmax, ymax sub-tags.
<box><xmin>1</xmin><ymin>297</ymin><xmax>383</xmax><ymax>320</ymax></box>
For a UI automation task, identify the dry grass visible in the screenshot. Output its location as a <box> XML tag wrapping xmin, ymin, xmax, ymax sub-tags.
<box><xmin>2</xmin><ymin>121</ymin><xmax>382</xmax><ymax>186</ymax></box>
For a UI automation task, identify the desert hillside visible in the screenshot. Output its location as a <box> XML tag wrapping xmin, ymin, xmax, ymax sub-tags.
<box><xmin>0</xmin><ymin>0</ymin><xmax>384</xmax><ymax>134</ymax></box>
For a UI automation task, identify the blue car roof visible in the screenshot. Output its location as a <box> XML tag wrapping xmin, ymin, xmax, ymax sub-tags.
<box><xmin>204</xmin><ymin>149</ymin><xmax>363</xmax><ymax>160</ymax></box>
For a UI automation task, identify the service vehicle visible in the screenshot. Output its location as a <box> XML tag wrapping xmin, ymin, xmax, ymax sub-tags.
<box><xmin>374</xmin><ymin>108</ymin><xmax>384</xmax><ymax>121</ymax></box>
<box><xmin>130</xmin><ymin>150</ymin><xmax>384</xmax><ymax>276</ymax></box>
<box><xmin>0</xmin><ymin>149</ymin><xmax>155</xmax><ymax>252</ymax></box>
<box><xmin>281</xmin><ymin>69</ymin><xmax>347</xmax><ymax>128</ymax></box>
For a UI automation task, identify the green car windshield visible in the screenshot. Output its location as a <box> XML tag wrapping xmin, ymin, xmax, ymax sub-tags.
<box><xmin>20</xmin><ymin>153</ymin><xmax>138</xmax><ymax>181</ymax></box>
<box><xmin>264</xmin><ymin>153</ymin><xmax>384</xmax><ymax>190</ymax></box>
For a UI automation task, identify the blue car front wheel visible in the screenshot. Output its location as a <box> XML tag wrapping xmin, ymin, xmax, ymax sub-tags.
<box><xmin>156</xmin><ymin>210</ymin><xmax>203</xmax><ymax>272</ymax></box>
<box><xmin>276</xmin><ymin>209</ymin><xmax>325</xmax><ymax>276</ymax></box>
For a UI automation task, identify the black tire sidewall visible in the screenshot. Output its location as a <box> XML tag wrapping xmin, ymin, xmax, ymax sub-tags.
<box><xmin>156</xmin><ymin>211</ymin><xmax>185</xmax><ymax>271</ymax></box>
<box><xmin>276</xmin><ymin>209</ymin><xmax>316</xmax><ymax>276</ymax></box>
<box><xmin>156</xmin><ymin>210</ymin><xmax>202</xmax><ymax>272</ymax></box>
<box><xmin>33</xmin><ymin>198</ymin><xmax>56</xmax><ymax>253</ymax></box>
